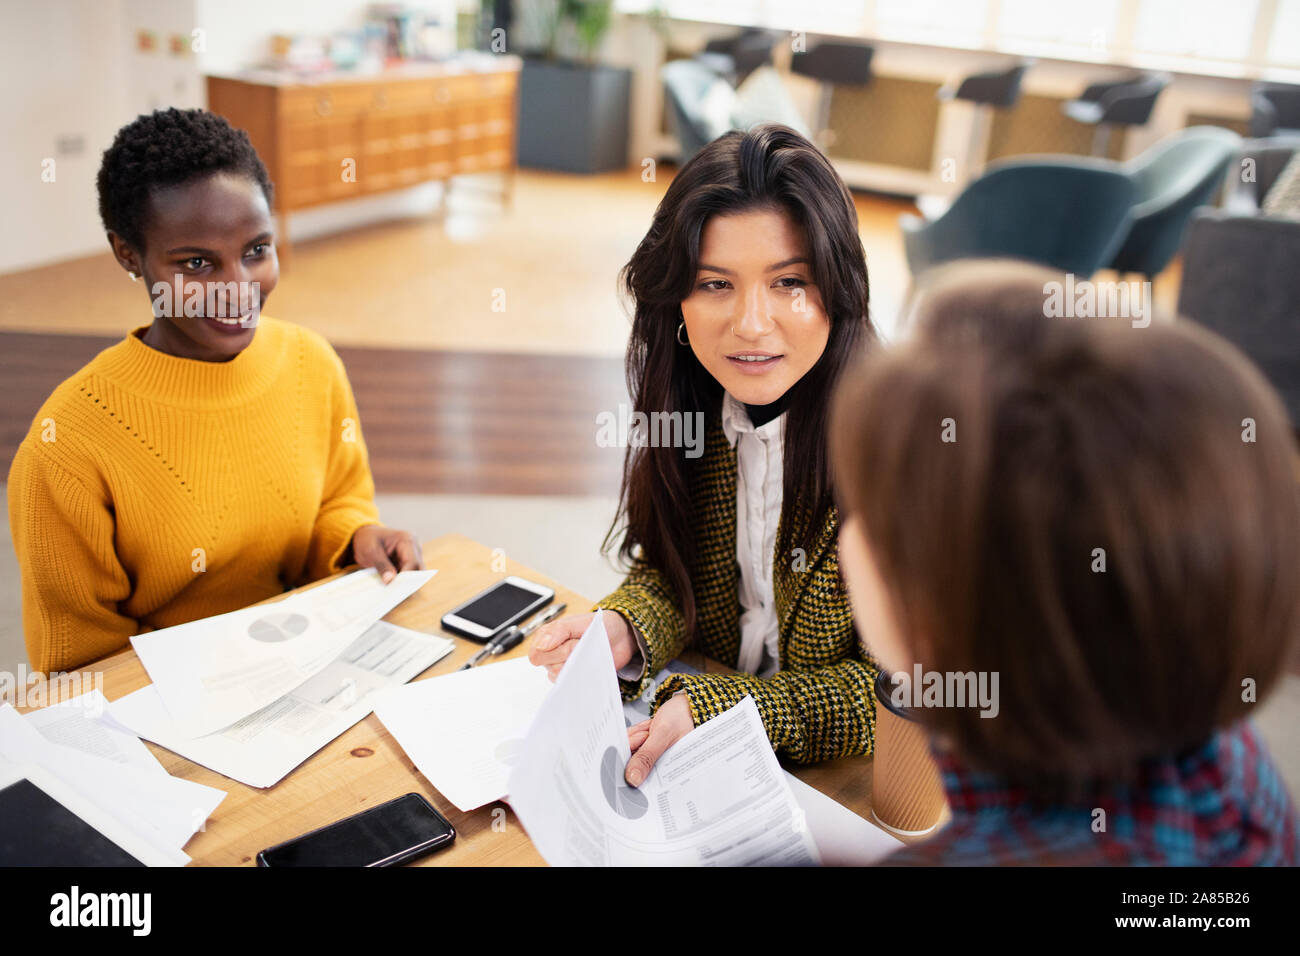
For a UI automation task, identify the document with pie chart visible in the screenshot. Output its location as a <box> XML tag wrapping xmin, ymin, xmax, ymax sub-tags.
<box><xmin>507</xmin><ymin>614</ymin><xmax>821</xmax><ymax>866</ymax></box>
<box><xmin>130</xmin><ymin>568</ymin><xmax>436</xmax><ymax>738</ymax></box>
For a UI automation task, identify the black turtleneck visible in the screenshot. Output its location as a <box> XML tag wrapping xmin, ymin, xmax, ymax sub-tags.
<box><xmin>744</xmin><ymin>390</ymin><xmax>792</xmax><ymax>429</ymax></box>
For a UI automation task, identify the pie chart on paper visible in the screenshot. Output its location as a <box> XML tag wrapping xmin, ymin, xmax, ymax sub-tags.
<box><xmin>247</xmin><ymin>612</ymin><xmax>310</xmax><ymax>643</ymax></box>
<box><xmin>600</xmin><ymin>746</ymin><xmax>649</xmax><ymax>819</ymax></box>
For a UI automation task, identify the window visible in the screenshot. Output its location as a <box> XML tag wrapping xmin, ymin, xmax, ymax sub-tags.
<box><xmin>1268</xmin><ymin>0</ymin><xmax>1300</xmax><ymax>66</ymax></box>
<box><xmin>616</xmin><ymin>0</ymin><xmax>1297</xmax><ymax>74</ymax></box>
<box><xmin>873</xmin><ymin>0</ymin><xmax>989</xmax><ymax>44</ymax></box>
<box><xmin>1130</xmin><ymin>0</ymin><xmax>1259</xmax><ymax>62</ymax></box>
<box><xmin>997</xmin><ymin>0</ymin><xmax>1121</xmax><ymax>54</ymax></box>
<box><xmin>642</xmin><ymin>1</ymin><xmax>868</xmax><ymax>34</ymax></box>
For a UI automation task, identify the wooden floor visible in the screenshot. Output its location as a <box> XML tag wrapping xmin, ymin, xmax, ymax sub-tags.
<box><xmin>340</xmin><ymin>345</ymin><xmax>626</xmax><ymax>495</ymax></box>
<box><xmin>0</xmin><ymin>331</ymin><xmax>628</xmax><ymax>496</ymax></box>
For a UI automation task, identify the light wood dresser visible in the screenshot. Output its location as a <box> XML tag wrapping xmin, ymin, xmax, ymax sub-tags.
<box><xmin>206</xmin><ymin>57</ymin><xmax>520</xmax><ymax>259</ymax></box>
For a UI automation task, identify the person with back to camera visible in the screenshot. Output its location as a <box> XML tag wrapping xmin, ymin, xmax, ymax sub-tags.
<box><xmin>831</xmin><ymin>259</ymin><xmax>1299</xmax><ymax>865</ymax></box>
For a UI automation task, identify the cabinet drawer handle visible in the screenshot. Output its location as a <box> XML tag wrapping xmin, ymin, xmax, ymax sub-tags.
<box><xmin>315</xmin><ymin>96</ymin><xmax>333</xmax><ymax>117</ymax></box>
<box><xmin>373</xmin><ymin>90</ymin><xmax>388</xmax><ymax>108</ymax></box>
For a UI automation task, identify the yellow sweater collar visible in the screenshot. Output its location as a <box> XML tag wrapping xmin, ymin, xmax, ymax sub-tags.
<box><xmin>96</xmin><ymin>317</ymin><xmax>288</xmax><ymax>408</ymax></box>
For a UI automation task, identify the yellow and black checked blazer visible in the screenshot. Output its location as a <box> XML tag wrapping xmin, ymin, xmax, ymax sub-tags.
<box><xmin>594</xmin><ymin>413</ymin><xmax>878</xmax><ymax>763</ymax></box>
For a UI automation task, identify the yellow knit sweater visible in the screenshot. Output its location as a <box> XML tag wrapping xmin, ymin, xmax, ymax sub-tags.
<box><xmin>8</xmin><ymin>317</ymin><xmax>381</xmax><ymax>674</ymax></box>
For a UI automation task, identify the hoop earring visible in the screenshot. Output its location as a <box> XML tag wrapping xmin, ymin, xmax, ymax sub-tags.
<box><xmin>676</xmin><ymin>321</ymin><xmax>689</xmax><ymax>346</ymax></box>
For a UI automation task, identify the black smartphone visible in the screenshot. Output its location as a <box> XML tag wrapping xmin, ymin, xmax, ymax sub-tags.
<box><xmin>256</xmin><ymin>793</ymin><xmax>455</xmax><ymax>867</ymax></box>
<box><xmin>440</xmin><ymin>575</ymin><xmax>555</xmax><ymax>642</ymax></box>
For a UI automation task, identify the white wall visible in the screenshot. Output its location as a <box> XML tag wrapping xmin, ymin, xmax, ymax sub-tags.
<box><xmin>194</xmin><ymin>0</ymin><xmax>455</xmax><ymax>75</ymax></box>
<box><xmin>0</xmin><ymin>0</ymin><xmax>203</xmax><ymax>275</ymax></box>
<box><xmin>0</xmin><ymin>0</ymin><xmax>455</xmax><ymax>275</ymax></box>
<box><xmin>1</xmin><ymin>0</ymin><xmax>124</xmax><ymax>274</ymax></box>
<box><xmin>121</xmin><ymin>0</ymin><xmax>204</xmax><ymax>114</ymax></box>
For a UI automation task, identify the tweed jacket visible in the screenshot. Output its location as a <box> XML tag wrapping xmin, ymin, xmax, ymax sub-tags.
<box><xmin>594</xmin><ymin>413</ymin><xmax>879</xmax><ymax>763</ymax></box>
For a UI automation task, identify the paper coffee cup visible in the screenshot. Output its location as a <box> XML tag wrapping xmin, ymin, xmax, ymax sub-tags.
<box><xmin>870</xmin><ymin>670</ymin><xmax>947</xmax><ymax>837</ymax></box>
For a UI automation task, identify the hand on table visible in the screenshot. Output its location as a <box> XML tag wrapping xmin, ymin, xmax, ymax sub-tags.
<box><xmin>528</xmin><ymin>610</ymin><xmax>637</xmax><ymax>680</ymax></box>
<box><xmin>351</xmin><ymin>525</ymin><xmax>423</xmax><ymax>583</ymax></box>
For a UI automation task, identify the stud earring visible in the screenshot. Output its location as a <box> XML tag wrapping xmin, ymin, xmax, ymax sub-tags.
<box><xmin>677</xmin><ymin>321</ymin><xmax>689</xmax><ymax>345</ymax></box>
<box><xmin>128</xmin><ymin>271</ymin><xmax>139</xmax><ymax>282</ymax></box>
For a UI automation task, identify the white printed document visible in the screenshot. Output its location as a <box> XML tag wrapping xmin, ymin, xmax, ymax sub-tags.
<box><xmin>624</xmin><ymin>663</ymin><xmax>902</xmax><ymax>865</ymax></box>
<box><xmin>373</xmin><ymin>656</ymin><xmax>554</xmax><ymax>812</ymax></box>
<box><xmin>506</xmin><ymin>615</ymin><xmax>822</xmax><ymax>866</ymax></box>
<box><xmin>24</xmin><ymin>690</ymin><xmax>167</xmax><ymax>777</ymax></box>
<box><xmin>111</xmin><ymin>621</ymin><xmax>455</xmax><ymax>788</ymax></box>
<box><xmin>0</xmin><ymin>702</ymin><xmax>225</xmax><ymax>865</ymax></box>
<box><xmin>130</xmin><ymin>568</ymin><xmax>436</xmax><ymax>738</ymax></box>
<box><xmin>785</xmin><ymin>774</ymin><xmax>902</xmax><ymax>865</ymax></box>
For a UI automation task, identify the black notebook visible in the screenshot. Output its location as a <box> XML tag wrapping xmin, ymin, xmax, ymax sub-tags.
<box><xmin>0</xmin><ymin>777</ymin><xmax>145</xmax><ymax>866</ymax></box>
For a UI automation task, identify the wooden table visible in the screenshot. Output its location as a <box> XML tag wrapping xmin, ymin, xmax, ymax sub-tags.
<box><xmin>32</xmin><ymin>533</ymin><xmax>882</xmax><ymax>866</ymax></box>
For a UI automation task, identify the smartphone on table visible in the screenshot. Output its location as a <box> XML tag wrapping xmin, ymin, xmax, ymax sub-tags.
<box><xmin>256</xmin><ymin>793</ymin><xmax>455</xmax><ymax>867</ymax></box>
<box><xmin>440</xmin><ymin>575</ymin><xmax>555</xmax><ymax>643</ymax></box>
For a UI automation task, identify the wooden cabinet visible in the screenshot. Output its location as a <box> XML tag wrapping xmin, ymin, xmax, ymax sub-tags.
<box><xmin>206</xmin><ymin>62</ymin><xmax>519</xmax><ymax>259</ymax></box>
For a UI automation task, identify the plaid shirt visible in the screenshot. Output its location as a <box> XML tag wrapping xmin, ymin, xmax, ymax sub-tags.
<box><xmin>884</xmin><ymin>720</ymin><xmax>1299</xmax><ymax>866</ymax></box>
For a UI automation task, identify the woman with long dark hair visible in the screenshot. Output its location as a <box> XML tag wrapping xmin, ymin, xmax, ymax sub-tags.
<box><xmin>530</xmin><ymin>124</ymin><xmax>879</xmax><ymax>785</ymax></box>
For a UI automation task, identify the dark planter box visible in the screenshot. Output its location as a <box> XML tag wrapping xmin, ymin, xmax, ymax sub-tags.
<box><xmin>517</xmin><ymin>59</ymin><xmax>631</xmax><ymax>173</ymax></box>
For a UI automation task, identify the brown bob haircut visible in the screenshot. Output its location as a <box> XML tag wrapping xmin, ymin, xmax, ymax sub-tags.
<box><xmin>831</xmin><ymin>259</ymin><xmax>1300</xmax><ymax>789</ymax></box>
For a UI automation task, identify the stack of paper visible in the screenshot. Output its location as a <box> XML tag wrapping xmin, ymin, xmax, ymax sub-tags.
<box><xmin>506</xmin><ymin>615</ymin><xmax>822</xmax><ymax>865</ymax></box>
<box><xmin>375</xmin><ymin>615</ymin><xmax>904</xmax><ymax>865</ymax></box>
<box><xmin>129</xmin><ymin>569</ymin><xmax>437</xmax><ymax>737</ymax></box>
<box><xmin>110</xmin><ymin>568</ymin><xmax>450</xmax><ymax>788</ymax></box>
<box><xmin>113</xmin><ymin>620</ymin><xmax>454</xmax><ymax>788</ymax></box>
<box><xmin>0</xmin><ymin>693</ymin><xmax>225</xmax><ymax>866</ymax></box>
<box><xmin>621</xmin><ymin>661</ymin><xmax>901</xmax><ymax>864</ymax></box>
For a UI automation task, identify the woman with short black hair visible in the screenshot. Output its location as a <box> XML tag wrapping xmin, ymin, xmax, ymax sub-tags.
<box><xmin>9</xmin><ymin>108</ymin><xmax>422</xmax><ymax>673</ymax></box>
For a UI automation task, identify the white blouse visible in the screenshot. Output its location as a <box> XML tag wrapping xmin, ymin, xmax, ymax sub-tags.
<box><xmin>721</xmin><ymin>391</ymin><xmax>786</xmax><ymax>678</ymax></box>
<box><xmin>617</xmin><ymin>393</ymin><xmax>787</xmax><ymax>682</ymax></box>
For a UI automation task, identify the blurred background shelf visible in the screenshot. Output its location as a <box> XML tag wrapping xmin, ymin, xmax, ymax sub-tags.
<box><xmin>207</xmin><ymin>61</ymin><xmax>518</xmax><ymax>259</ymax></box>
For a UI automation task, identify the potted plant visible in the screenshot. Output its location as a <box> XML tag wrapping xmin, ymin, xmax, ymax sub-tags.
<box><xmin>512</xmin><ymin>0</ymin><xmax>631</xmax><ymax>173</ymax></box>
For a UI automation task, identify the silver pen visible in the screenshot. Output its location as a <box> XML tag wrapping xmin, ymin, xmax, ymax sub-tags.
<box><xmin>458</xmin><ymin>602</ymin><xmax>567</xmax><ymax>670</ymax></box>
